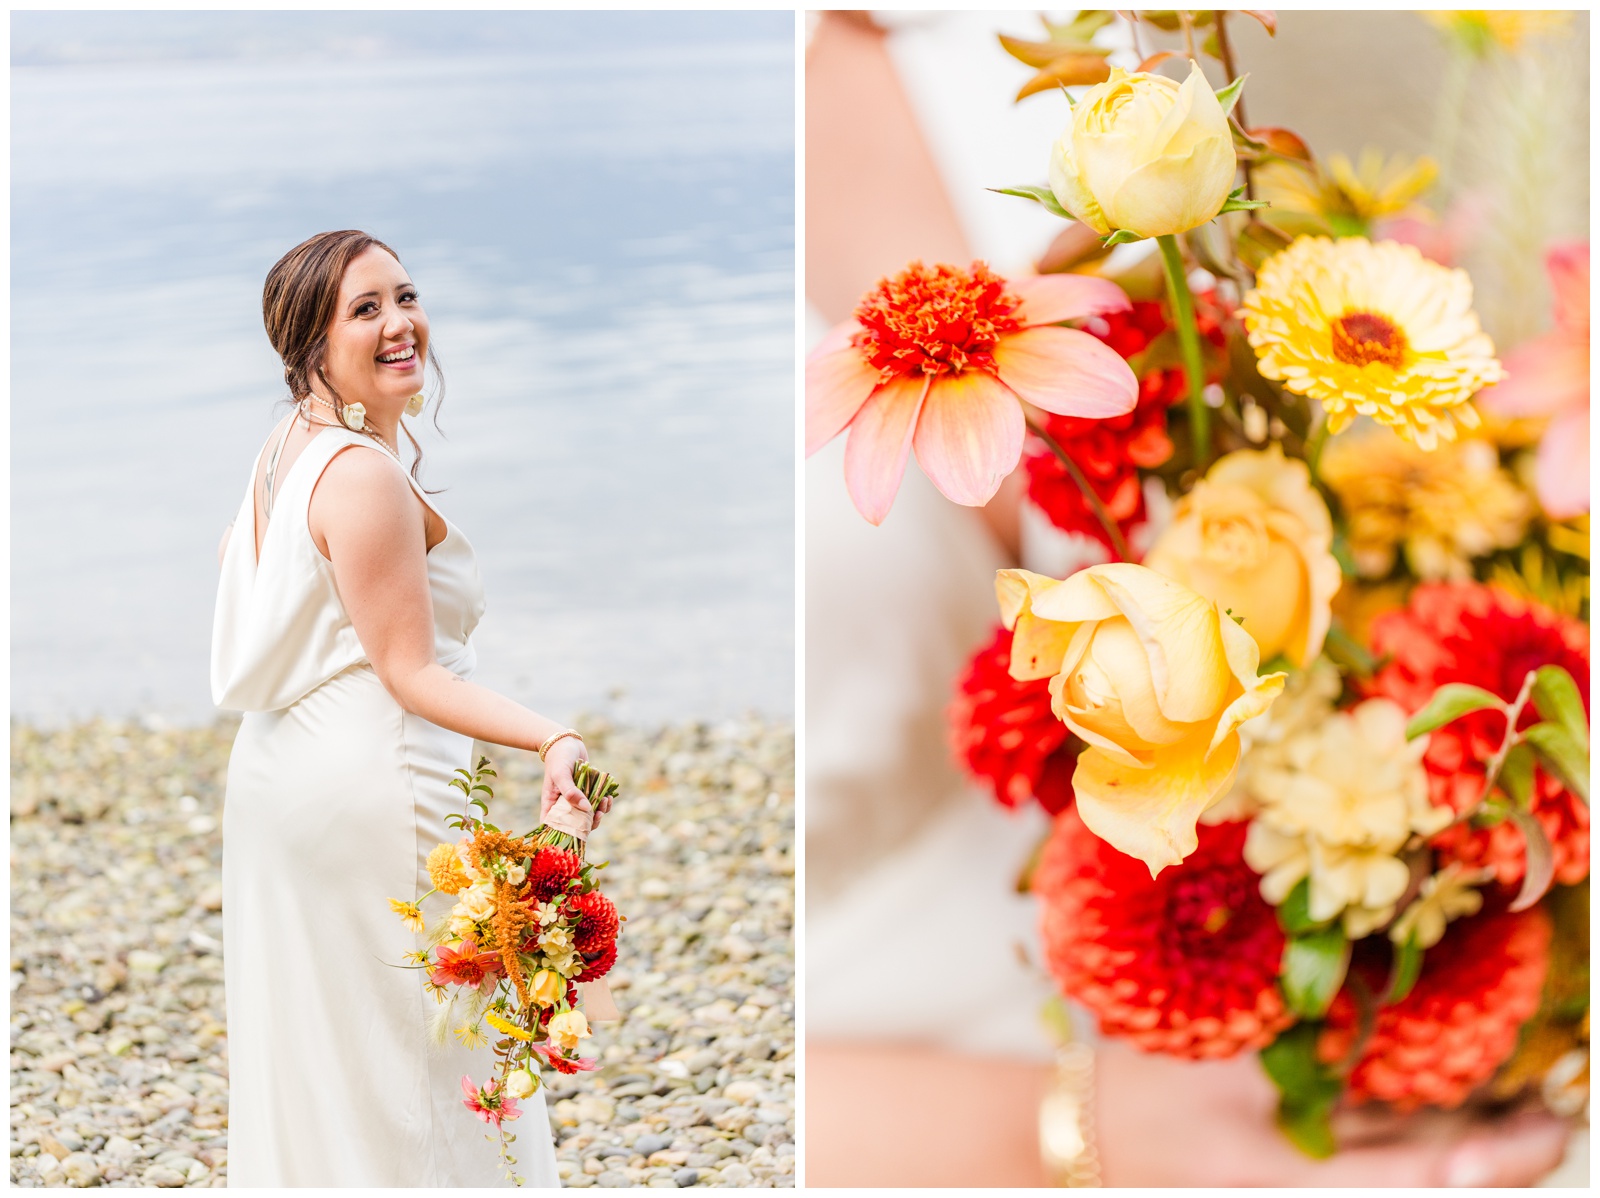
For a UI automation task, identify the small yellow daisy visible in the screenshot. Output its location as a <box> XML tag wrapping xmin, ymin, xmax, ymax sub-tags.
<box><xmin>454</xmin><ymin>1022</ymin><xmax>488</xmax><ymax>1050</ymax></box>
<box><xmin>1240</xmin><ymin>236</ymin><xmax>1505</xmax><ymax>450</ymax></box>
<box><xmin>484</xmin><ymin>1010</ymin><xmax>533</xmax><ymax>1042</ymax></box>
<box><xmin>388</xmin><ymin>897</ymin><xmax>426</xmax><ymax>933</ymax></box>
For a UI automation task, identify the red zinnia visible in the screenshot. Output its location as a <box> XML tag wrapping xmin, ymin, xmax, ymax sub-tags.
<box><xmin>949</xmin><ymin>624</ymin><xmax>1079</xmax><ymax>814</ymax></box>
<box><xmin>1368</xmin><ymin>583</ymin><xmax>1590</xmax><ymax>886</ymax></box>
<box><xmin>1023</xmin><ymin>295</ymin><xmax>1226</xmax><ymax>553</ymax></box>
<box><xmin>1034</xmin><ymin>809</ymin><xmax>1292</xmax><ymax>1059</ymax></box>
<box><xmin>1318</xmin><ymin>903</ymin><xmax>1551</xmax><ymax>1110</ymax></box>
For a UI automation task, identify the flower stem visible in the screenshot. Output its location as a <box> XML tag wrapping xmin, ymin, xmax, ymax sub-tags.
<box><xmin>1155</xmin><ymin>234</ymin><xmax>1210</xmax><ymax>468</ymax></box>
<box><xmin>1027</xmin><ymin>418</ymin><xmax>1133</xmax><ymax>563</ymax></box>
<box><xmin>1303</xmin><ymin>415</ymin><xmax>1330</xmax><ymax>485</ymax></box>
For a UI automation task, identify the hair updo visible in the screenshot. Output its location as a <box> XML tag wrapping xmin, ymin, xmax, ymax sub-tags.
<box><xmin>262</xmin><ymin>229</ymin><xmax>443</xmax><ymax>481</ymax></box>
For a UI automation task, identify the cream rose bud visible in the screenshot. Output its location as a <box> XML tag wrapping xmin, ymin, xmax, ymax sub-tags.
<box><xmin>506</xmin><ymin>1069</ymin><xmax>538</xmax><ymax>1099</ymax></box>
<box><xmin>998</xmin><ymin>563</ymin><xmax>1284</xmax><ymax>876</ymax></box>
<box><xmin>1049</xmin><ymin>61</ymin><xmax>1237</xmax><ymax>240</ymax></box>
<box><xmin>457</xmin><ymin>883</ymin><xmax>497</xmax><ymax>924</ymax></box>
<box><xmin>1144</xmin><ymin>445</ymin><xmax>1343</xmax><ymax>667</ymax></box>
<box><xmin>530</xmin><ymin>968</ymin><xmax>565</xmax><ymax>1009</ymax></box>
<box><xmin>547</xmin><ymin>1009</ymin><xmax>590</xmax><ymax>1053</ymax></box>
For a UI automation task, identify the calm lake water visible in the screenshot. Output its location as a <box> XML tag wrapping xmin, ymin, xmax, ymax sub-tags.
<box><xmin>12</xmin><ymin>12</ymin><xmax>795</xmax><ymax>727</ymax></box>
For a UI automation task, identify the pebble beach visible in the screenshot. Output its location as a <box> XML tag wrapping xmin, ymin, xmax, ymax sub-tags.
<box><xmin>10</xmin><ymin>715</ymin><xmax>796</xmax><ymax>1188</ymax></box>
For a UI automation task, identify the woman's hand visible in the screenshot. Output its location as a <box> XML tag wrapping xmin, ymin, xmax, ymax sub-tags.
<box><xmin>1094</xmin><ymin>1038</ymin><xmax>1573</xmax><ymax>1186</ymax></box>
<box><xmin>540</xmin><ymin>736</ymin><xmax>604</xmax><ymax>830</ymax></box>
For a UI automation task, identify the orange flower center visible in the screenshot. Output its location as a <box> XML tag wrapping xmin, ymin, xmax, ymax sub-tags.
<box><xmin>1331</xmin><ymin>310</ymin><xmax>1408</xmax><ymax>370</ymax></box>
<box><xmin>852</xmin><ymin>261</ymin><xmax>1022</xmax><ymax>380</ymax></box>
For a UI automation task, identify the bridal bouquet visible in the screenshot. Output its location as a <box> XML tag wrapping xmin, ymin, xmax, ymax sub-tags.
<box><xmin>811</xmin><ymin>9</ymin><xmax>1588</xmax><ymax>1157</ymax></box>
<box><xmin>389</xmin><ymin>757</ymin><xmax>623</xmax><ymax>1181</ymax></box>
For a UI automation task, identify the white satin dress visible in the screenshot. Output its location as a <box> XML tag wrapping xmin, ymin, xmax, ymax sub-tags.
<box><xmin>211</xmin><ymin>424</ymin><xmax>559</xmax><ymax>1187</ymax></box>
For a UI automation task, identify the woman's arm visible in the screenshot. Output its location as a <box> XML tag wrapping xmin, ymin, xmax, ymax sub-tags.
<box><xmin>310</xmin><ymin>445</ymin><xmax>606</xmax><ymax>826</ymax></box>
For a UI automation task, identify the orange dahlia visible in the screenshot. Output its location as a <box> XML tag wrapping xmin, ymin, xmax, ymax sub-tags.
<box><xmin>1034</xmin><ymin>809</ymin><xmax>1292</xmax><ymax>1059</ymax></box>
<box><xmin>949</xmin><ymin>624</ymin><xmax>1079</xmax><ymax>815</ymax></box>
<box><xmin>1319</xmin><ymin>904</ymin><xmax>1552</xmax><ymax>1110</ymax></box>
<box><xmin>1368</xmin><ymin>583</ymin><xmax>1590</xmax><ymax>886</ymax></box>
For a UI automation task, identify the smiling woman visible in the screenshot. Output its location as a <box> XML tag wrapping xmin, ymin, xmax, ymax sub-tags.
<box><xmin>211</xmin><ymin>229</ymin><xmax>605</xmax><ymax>1187</ymax></box>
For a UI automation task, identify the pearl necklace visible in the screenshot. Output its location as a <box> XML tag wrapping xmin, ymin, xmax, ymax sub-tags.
<box><xmin>304</xmin><ymin>394</ymin><xmax>399</xmax><ymax>459</ymax></box>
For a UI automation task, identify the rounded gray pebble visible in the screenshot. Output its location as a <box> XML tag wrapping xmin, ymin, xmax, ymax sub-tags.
<box><xmin>597</xmin><ymin>1169</ymin><xmax>629</xmax><ymax>1188</ymax></box>
<box><xmin>674</xmin><ymin>1167</ymin><xmax>699</xmax><ymax>1187</ymax></box>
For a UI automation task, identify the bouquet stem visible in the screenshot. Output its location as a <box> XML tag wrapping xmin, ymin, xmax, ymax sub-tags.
<box><xmin>1027</xmin><ymin>418</ymin><xmax>1133</xmax><ymax>563</ymax></box>
<box><xmin>1156</xmin><ymin>234</ymin><xmax>1211</xmax><ymax>469</ymax></box>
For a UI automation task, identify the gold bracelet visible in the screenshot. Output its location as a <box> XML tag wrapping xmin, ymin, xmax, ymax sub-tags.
<box><xmin>1039</xmin><ymin>1040</ymin><xmax>1101</xmax><ymax>1187</ymax></box>
<box><xmin>537</xmin><ymin>729</ymin><xmax>582</xmax><ymax>762</ymax></box>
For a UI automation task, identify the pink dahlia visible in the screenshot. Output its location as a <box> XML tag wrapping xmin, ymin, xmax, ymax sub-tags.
<box><xmin>429</xmin><ymin>939</ymin><xmax>504</xmax><ymax>989</ymax></box>
<box><xmin>807</xmin><ymin>261</ymin><xmax>1138</xmax><ymax>524</ymax></box>
<box><xmin>1034</xmin><ymin>809</ymin><xmax>1292</xmax><ymax>1060</ymax></box>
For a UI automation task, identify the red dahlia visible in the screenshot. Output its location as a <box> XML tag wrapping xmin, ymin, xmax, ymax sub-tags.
<box><xmin>1023</xmin><ymin>295</ymin><xmax>1225</xmax><ymax>553</ymax></box>
<box><xmin>569</xmin><ymin>890</ymin><xmax>620</xmax><ymax>953</ymax></box>
<box><xmin>1034</xmin><ymin>809</ymin><xmax>1292</xmax><ymax>1059</ymax></box>
<box><xmin>949</xmin><ymin>625</ymin><xmax>1079</xmax><ymax>814</ymax></box>
<box><xmin>575</xmin><ymin>941</ymin><xmax>618</xmax><ymax>983</ymax></box>
<box><xmin>526</xmin><ymin>848</ymin><xmax>584</xmax><ymax>902</ymax></box>
<box><xmin>1368</xmin><ymin>583</ymin><xmax>1590</xmax><ymax>886</ymax></box>
<box><xmin>1318</xmin><ymin>903</ymin><xmax>1552</xmax><ymax>1110</ymax></box>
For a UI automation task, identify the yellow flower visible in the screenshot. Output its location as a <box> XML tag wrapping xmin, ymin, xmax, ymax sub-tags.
<box><xmin>1322</xmin><ymin>427</ymin><xmax>1531</xmax><ymax>579</ymax></box>
<box><xmin>1144</xmin><ymin>445</ymin><xmax>1342</xmax><ymax>667</ymax></box>
<box><xmin>1048</xmin><ymin>60</ymin><xmax>1237</xmax><ymax>240</ymax></box>
<box><xmin>484</xmin><ymin>1010</ymin><xmax>533</xmax><ymax>1042</ymax></box>
<box><xmin>454</xmin><ymin>1022</ymin><xmax>488</xmax><ymax>1050</ymax></box>
<box><xmin>1425</xmin><ymin>10</ymin><xmax>1570</xmax><ymax>53</ymax></box>
<box><xmin>1256</xmin><ymin>150</ymin><xmax>1437</xmax><ymax>231</ymax></box>
<box><xmin>1240</xmin><ymin>236</ymin><xmax>1505</xmax><ymax>450</ymax></box>
<box><xmin>388</xmin><ymin>898</ymin><xmax>425</xmax><ymax>933</ymax></box>
<box><xmin>506</xmin><ymin>1068</ymin><xmax>539</xmax><ymax>1099</ymax></box>
<box><xmin>1241</xmin><ymin>699</ymin><xmax>1449</xmax><ymax>936</ymax></box>
<box><xmin>547</xmin><ymin>1008</ymin><xmax>591</xmax><ymax>1053</ymax></box>
<box><xmin>530</xmin><ymin>969</ymin><xmax>566</xmax><ymax>1009</ymax></box>
<box><xmin>456</xmin><ymin>882</ymin><xmax>497</xmax><ymax>924</ymax></box>
<box><xmin>997</xmin><ymin>564</ymin><xmax>1284</xmax><ymax>876</ymax></box>
<box><xmin>1389</xmin><ymin>864</ymin><xmax>1489</xmax><ymax>949</ymax></box>
<box><xmin>427</xmin><ymin>842</ymin><xmax>472</xmax><ymax>895</ymax></box>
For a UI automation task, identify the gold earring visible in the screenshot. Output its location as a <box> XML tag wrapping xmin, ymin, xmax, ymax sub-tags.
<box><xmin>406</xmin><ymin>392</ymin><xmax>425</xmax><ymax>417</ymax></box>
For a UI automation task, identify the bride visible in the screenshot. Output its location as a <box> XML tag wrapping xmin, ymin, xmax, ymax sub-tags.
<box><xmin>211</xmin><ymin>230</ymin><xmax>605</xmax><ymax>1186</ymax></box>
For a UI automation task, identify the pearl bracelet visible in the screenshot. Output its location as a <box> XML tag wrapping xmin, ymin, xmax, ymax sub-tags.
<box><xmin>537</xmin><ymin>729</ymin><xmax>582</xmax><ymax>762</ymax></box>
<box><xmin>1039</xmin><ymin>1040</ymin><xmax>1101</xmax><ymax>1187</ymax></box>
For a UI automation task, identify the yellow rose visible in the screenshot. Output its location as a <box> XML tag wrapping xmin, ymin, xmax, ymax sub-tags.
<box><xmin>547</xmin><ymin>1008</ymin><xmax>590</xmax><ymax>1053</ymax></box>
<box><xmin>506</xmin><ymin>1068</ymin><xmax>539</xmax><ymax>1099</ymax></box>
<box><xmin>1143</xmin><ymin>445</ymin><xmax>1342</xmax><ymax>666</ymax></box>
<box><xmin>998</xmin><ymin>563</ymin><xmax>1284</xmax><ymax>876</ymax></box>
<box><xmin>530</xmin><ymin>969</ymin><xmax>566</xmax><ymax>1009</ymax></box>
<box><xmin>456</xmin><ymin>882</ymin><xmax>497</xmax><ymax>924</ymax></box>
<box><xmin>1048</xmin><ymin>61</ymin><xmax>1237</xmax><ymax>239</ymax></box>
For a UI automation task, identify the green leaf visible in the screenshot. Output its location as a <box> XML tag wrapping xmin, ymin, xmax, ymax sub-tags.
<box><xmin>1404</xmin><ymin>683</ymin><xmax>1506</xmax><ymax>740</ymax></box>
<box><xmin>1260</xmin><ymin>1024</ymin><xmax>1341</xmax><ymax>1159</ymax></box>
<box><xmin>1531</xmin><ymin>665</ymin><xmax>1589</xmax><ymax>751</ymax></box>
<box><xmin>1386</xmin><ymin>933</ymin><xmax>1423</xmax><ymax>1004</ymax></box>
<box><xmin>1523</xmin><ymin>721</ymin><xmax>1590</xmax><ymax>805</ymax></box>
<box><xmin>1509</xmin><ymin>807</ymin><xmax>1556</xmax><ymax>912</ymax></box>
<box><xmin>1499</xmin><ymin>742</ymin><xmax>1536</xmax><ymax>809</ymax></box>
<box><xmin>1102</xmin><ymin>228</ymin><xmax>1146</xmax><ymax>247</ymax></box>
<box><xmin>1219</xmin><ymin>194</ymin><xmax>1270</xmax><ymax>215</ymax></box>
<box><xmin>990</xmin><ymin>185</ymin><xmax>1071</xmax><ymax>220</ymax></box>
<box><xmin>1214</xmin><ymin>74</ymin><xmax>1248</xmax><ymax>116</ymax></box>
<box><xmin>1323</xmin><ymin>623</ymin><xmax>1375</xmax><ymax>678</ymax></box>
<box><xmin>1276</xmin><ymin>878</ymin><xmax>1333</xmax><ymax>936</ymax></box>
<box><xmin>1281</xmin><ymin>926</ymin><xmax>1351</xmax><ymax>1019</ymax></box>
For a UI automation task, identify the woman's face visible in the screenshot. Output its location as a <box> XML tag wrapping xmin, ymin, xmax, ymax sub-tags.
<box><xmin>318</xmin><ymin>245</ymin><xmax>429</xmax><ymax>411</ymax></box>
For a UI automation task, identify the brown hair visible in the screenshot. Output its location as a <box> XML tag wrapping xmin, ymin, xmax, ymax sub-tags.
<box><xmin>262</xmin><ymin>229</ymin><xmax>443</xmax><ymax>481</ymax></box>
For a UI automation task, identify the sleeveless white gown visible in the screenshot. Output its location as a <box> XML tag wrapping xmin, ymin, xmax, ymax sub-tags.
<box><xmin>210</xmin><ymin>425</ymin><xmax>559</xmax><ymax>1188</ymax></box>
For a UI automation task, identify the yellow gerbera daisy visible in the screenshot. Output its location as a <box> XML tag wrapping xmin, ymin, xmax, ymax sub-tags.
<box><xmin>388</xmin><ymin>897</ymin><xmax>425</xmax><ymax>933</ymax></box>
<box><xmin>1240</xmin><ymin>236</ymin><xmax>1505</xmax><ymax>450</ymax></box>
